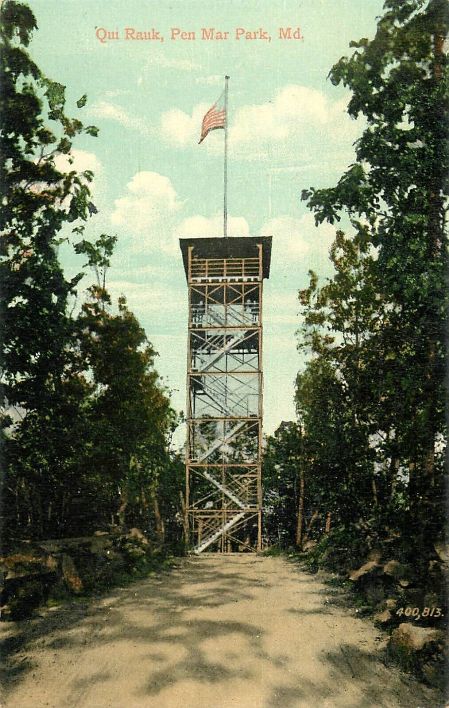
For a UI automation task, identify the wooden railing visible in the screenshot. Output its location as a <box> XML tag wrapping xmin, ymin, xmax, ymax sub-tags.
<box><xmin>190</xmin><ymin>257</ymin><xmax>260</xmax><ymax>279</ymax></box>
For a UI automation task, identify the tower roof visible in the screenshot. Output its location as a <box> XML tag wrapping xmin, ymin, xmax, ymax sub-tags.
<box><xmin>179</xmin><ymin>236</ymin><xmax>272</xmax><ymax>280</ymax></box>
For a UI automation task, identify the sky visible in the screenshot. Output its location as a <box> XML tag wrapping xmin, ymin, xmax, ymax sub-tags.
<box><xmin>28</xmin><ymin>0</ymin><xmax>385</xmax><ymax>444</ymax></box>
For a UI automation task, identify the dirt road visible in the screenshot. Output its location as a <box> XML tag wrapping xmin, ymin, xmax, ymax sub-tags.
<box><xmin>1</xmin><ymin>555</ymin><xmax>443</xmax><ymax>707</ymax></box>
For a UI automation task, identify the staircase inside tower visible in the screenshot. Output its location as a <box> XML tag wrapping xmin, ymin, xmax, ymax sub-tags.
<box><xmin>180</xmin><ymin>236</ymin><xmax>272</xmax><ymax>554</ymax></box>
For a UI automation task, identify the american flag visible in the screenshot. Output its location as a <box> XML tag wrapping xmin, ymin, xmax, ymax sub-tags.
<box><xmin>198</xmin><ymin>94</ymin><xmax>226</xmax><ymax>144</ymax></box>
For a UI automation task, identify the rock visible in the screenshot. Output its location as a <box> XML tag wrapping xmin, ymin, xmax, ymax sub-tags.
<box><xmin>390</xmin><ymin>623</ymin><xmax>444</xmax><ymax>654</ymax></box>
<box><xmin>385</xmin><ymin>597</ymin><xmax>398</xmax><ymax>611</ymax></box>
<box><xmin>3</xmin><ymin>550</ymin><xmax>57</xmax><ymax>583</ymax></box>
<box><xmin>398</xmin><ymin>578</ymin><xmax>410</xmax><ymax>588</ymax></box>
<box><xmin>349</xmin><ymin>560</ymin><xmax>380</xmax><ymax>582</ymax></box>
<box><xmin>374</xmin><ymin>609</ymin><xmax>393</xmax><ymax>626</ymax></box>
<box><xmin>5</xmin><ymin>567</ymin><xmax>50</xmax><ymax>581</ymax></box>
<box><xmin>2</xmin><ymin>552</ymin><xmax>38</xmax><ymax>565</ymax></box>
<box><xmin>366</xmin><ymin>581</ymin><xmax>387</xmax><ymax>605</ymax></box>
<box><xmin>367</xmin><ymin>549</ymin><xmax>382</xmax><ymax>563</ymax></box>
<box><xmin>388</xmin><ymin>624</ymin><xmax>446</xmax><ymax>684</ymax></box>
<box><xmin>383</xmin><ymin>560</ymin><xmax>407</xmax><ymax>579</ymax></box>
<box><xmin>127</xmin><ymin>528</ymin><xmax>149</xmax><ymax>545</ymax></box>
<box><xmin>302</xmin><ymin>540</ymin><xmax>317</xmax><ymax>551</ymax></box>
<box><xmin>90</xmin><ymin>535</ymin><xmax>113</xmax><ymax>554</ymax></box>
<box><xmin>349</xmin><ymin>560</ymin><xmax>389</xmax><ymax>604</ymax></box>
<box><xmin>433</xmin><ymin>541</ymin><xmax>449</xmax><ymax>564</ymax></box>
<box><xmin>45</xmin><ymin>555</ymin><xmax>58</xmax><ymax>572</ymax></box>
<box><xmin>7</xmin><ymin>577</ymin><xmax>47</xmax><ymax>619</ymax></box>
<box><xmin>61</xmin><ymin>554</ymin><xmax>83</xmax><ymax>594</ymax></box>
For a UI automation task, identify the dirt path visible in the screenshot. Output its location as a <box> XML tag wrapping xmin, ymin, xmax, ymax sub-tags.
<box><xmin>1</xmin><ymin>555</ymin><xmax>444</xmax><ymax>708</ymax></box>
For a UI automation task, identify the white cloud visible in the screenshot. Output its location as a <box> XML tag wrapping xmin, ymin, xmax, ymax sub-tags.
<box><xmin>111</xmin><ymin>171</ymin><xmax>251</xmax><ymax>255</ymax></box>
<box><xmin>229</xmin><ymin>86</ymin><xmax>358</xmax><ymax>160</ymax></box>
<box><xmin>231</xmin><ymin>85</ymin><xmax>327</xmax><ymax>144</ymax></box>
<box><xmin>110</xmin><ymin>171</ymin><xmax>183</xmax><ymax>252</ymax></box>
<box><xmin>260</xmin><ymin>213</ymin><xmax>335</xmax><ymax>260</ymax></box>
<box><xmin>159</xmin><ymin>84</ymin><xmax>361</xmax><ymax>162</ymax></box>
<box><xmin>89</xmin><ymin>100</ymin><xmax>153</xmax><ymax>135</ymax></box>
<box><xmin>54</xmin><ymin>149</ymin><xmax>102</xmax><ymax>175</ymax></box>
<box><xmin>30</xmin><ymin>150</ymin><xmax>103</xmax><ymax>210</ymax></box>
<box><xmin>106</xmin><ymin>280</ymin><xmax>181</xmax><ymax>312</ymax></box>
<box><xmin>160</xmin><ymin>103</ymin><xmax>209</xmax><ymax>147</ymax></box>
<box><xmin>176</xmin><ymin>213</ymin><xmax>250</xmax><ymax>239</ymax></box>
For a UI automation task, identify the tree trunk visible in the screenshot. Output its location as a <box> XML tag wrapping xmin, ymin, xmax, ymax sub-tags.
<box><xmin>371</xmin><ymin>476</ymin><xmax>378</xmax><ymax>507</ymax></box>
<box><xmin>117</xmin><ymin>485</ymin><xmax>128</xmax><ymax>527</ymax></box>
<box><xmin>388</xmin><ymin>455</ymin><xmax>399</xmax><ymax>502</ymax></box>
<box><xmin>302</xmin><ymin>509</ymin><xmax>319</xmax><ymax>545</ymax></box>
<box><xmin>295</xmin><ymin>472</ymin><xmax>305</xmax><ymax>547</ymax></box>
<box><xmin>153</xmin><ymin>493</ymin><xmax>165</xmax><ymax>543</ymax></box>
<box><xmin>179</xmin><ymin>491</ymin><xmax>189</xmax><ymax>545</ymax></box>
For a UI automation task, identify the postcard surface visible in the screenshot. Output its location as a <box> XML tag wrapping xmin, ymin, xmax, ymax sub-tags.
<box><xmin>2</xmin><ymin>0</ymin><xmax>447</xmax><ymax>706</ymax></box>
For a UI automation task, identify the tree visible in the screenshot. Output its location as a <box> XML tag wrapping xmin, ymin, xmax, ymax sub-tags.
<box><xmin>297</xmin><ymin>231</ymin><xmax>389</xmax><ymax>517</ymax></box>
<box><xmin>0</xmin><ymin>2</ymin><xmax>183</xmax><ymax>546</ymax></box>
<box><xmin>76</xmin><ymin>282</ymin><xmax>177</xmax><ymax>530</ymax></box>
<box><xmin>301</xmin><ymin>0</ymin><xmax>448</xmax><ymax>552</ymax></box>
<box><xmin>263</xmin><ymin>422</ymin><xmax>303</xmax><ymax>547</ymax></box>
<box><xmin>0</xmin><ymin>0</ymin><xmax>99</xmax><ymax>541</ymax></box>
<box><xmin>1</xmin><ymin>0</ymin><xmax>98</xmax><ymax>414</ymax></box>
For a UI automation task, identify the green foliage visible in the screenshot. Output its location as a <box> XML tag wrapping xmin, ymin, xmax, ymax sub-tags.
<box><xmin>263</xmin><ymin>422</ymin><xmax>303</xmax><ymax>546</ymax></box>
<box><xmin>0</xmin><ymin>1</ymin><xmax>36</xmax><ymax>46</ymax></box>
<box><xmin>302</xmin><ymin>526</ymin><xmax>372</xmax><ymax>575</ymax></box>
<box><xmin>0</xmin><ymin>0</ymin><xmax>100</xmax><ymax>542</ymax></box>
<box><xmin>266</xmin><ymin>0</ymin><xmax>448</xmax><ymax>572</ymax></box>
<box><xmin>74</xmin><ymin>280</ymin><xmax>179</xmax><ymax>531</ymax></box>
<box><xmin>294</xmin><ymin>231</ymin><xmax>393</xmax><ymax>535</ymax></box>
<box><xmin>1</xmin><ymin>1</ymin><xmax>184</xmax><ymax>549</ymax></box>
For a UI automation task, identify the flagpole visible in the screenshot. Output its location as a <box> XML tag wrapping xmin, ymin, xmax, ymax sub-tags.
<box><xmin>224</xmin><ymin>75</ymin><xmax>230</xmax><ymax>238</ymax></box>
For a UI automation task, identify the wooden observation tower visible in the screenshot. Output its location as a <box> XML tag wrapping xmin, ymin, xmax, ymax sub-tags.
<box><xmin>180</xmin><ymin>236</ymin><xmax>272</xmax><ymax>553</ymax></box>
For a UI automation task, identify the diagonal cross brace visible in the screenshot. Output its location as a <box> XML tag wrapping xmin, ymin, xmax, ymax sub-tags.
<box><xmin>201</xmin><ymin>333</ymin><xmax>243</xmax><ymax>371</ymax></box>
<box><xmin>193</xmin><ymin>511</ymin><xmax>246</xmax><ymax>554</ymax></box>
<box><xmin>200</xmin><ymin>468</ymin><xmax>245</xmax><ymax>509</ymax></box>
<box><xmin>198</xmin><ymin>420</ymin><xmax>246</xmax><ymax>462</ymax></box>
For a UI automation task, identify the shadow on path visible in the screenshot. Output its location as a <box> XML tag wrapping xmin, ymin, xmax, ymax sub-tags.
<box><xmin>1</xmin><ymin>555</ymin><xmax>443</xmax><ymax>708</ymax></box>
